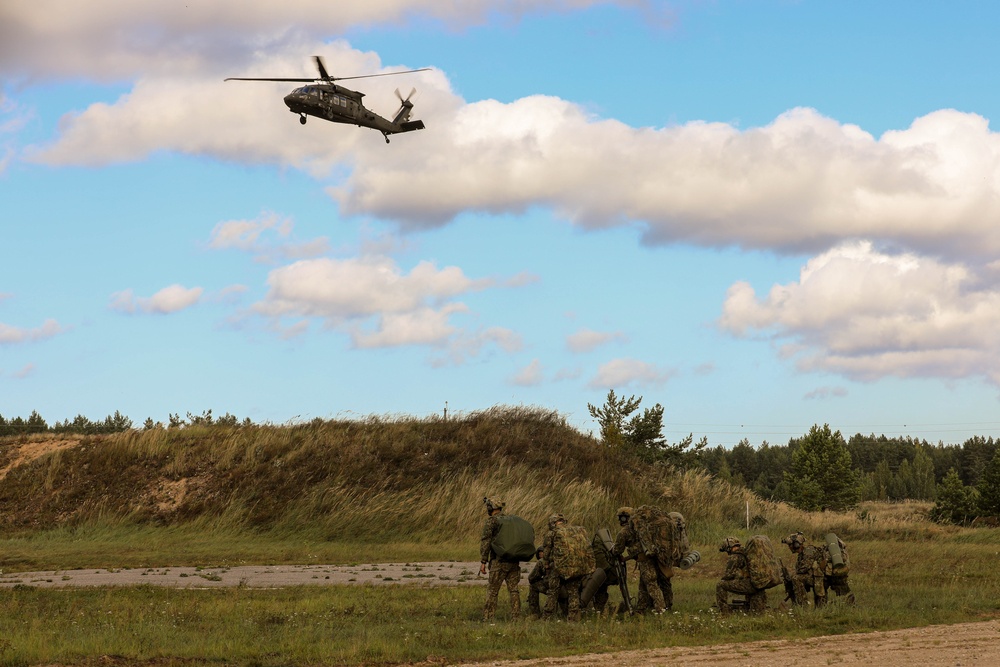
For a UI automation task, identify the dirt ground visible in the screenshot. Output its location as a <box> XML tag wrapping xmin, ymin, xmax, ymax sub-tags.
<box><xmin>3</xmin><ymin>562</ymin><xmax>998</xmax><ymax>665</ymax></box>
<box><xmin>461</xmin><ymin>619</ymin><xmax>1000</xmax><ymax>667</ymax></box>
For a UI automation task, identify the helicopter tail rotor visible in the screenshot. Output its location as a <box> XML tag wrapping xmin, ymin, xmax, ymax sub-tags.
<box><xmin>392</xmin><ymin>87</ymin><xmax>418</xmax><ymax>125</ymax></box>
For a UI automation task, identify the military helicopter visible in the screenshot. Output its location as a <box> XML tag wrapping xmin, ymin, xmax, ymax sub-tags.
<box><xmin>225</xmin><ymin>56</ymin><xmax>429</xmax><ymax>143</ymax></box>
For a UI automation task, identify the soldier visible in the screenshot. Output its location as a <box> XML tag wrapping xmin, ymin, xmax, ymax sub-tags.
<box><xmin>527</xmin><ymin>546</ymin><xmax>554</xmax><ymax>618</ymax></box>
<box><xmin>716</xmin><ymin>536</ymin><xmax>767</xmax><ymax>614</ymax></box>
<box><xmin>781</xmin><ymin>532</ymin><xmax>826</xmax><ymax>607</ymax></box>
<box><xmin>610</xmin><ymin>507</ymin><xmax>668</xmax><ymax>614</ymax></box>
<box><xmin>540</xmin><ymin>514</ymin><xmax>587</xmax><ymax>621</ymax></box>
<box><xmin>822</xmin><ymin>534</ymin><xmax>855</xmax><ymax>604</ymax></box>
<box><xmin>479</xmin><ymin>497</ymin><xmax>521</xmax><ymax>621</ymax></box>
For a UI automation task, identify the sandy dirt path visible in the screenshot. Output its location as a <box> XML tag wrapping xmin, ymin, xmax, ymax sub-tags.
<box><xmin>0</xmin><ymin>561</ymin><xmax>487</xmax><ymax>588</ymax></box>
<box><xmin>461</xmin><ymin>619</ymin><xmax>1000</xmax><ymax>667</ymax></box>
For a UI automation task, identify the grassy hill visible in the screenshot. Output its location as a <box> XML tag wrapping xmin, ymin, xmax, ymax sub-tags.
<box><xmin>0</xmin><ymin>406</ymin><xmax>941</xmax><ymax>554</ymax></box>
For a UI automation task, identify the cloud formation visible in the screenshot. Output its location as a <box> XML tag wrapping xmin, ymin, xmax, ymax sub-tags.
<box><xmin>587</xmin><ymin>357</ymin><xmax>675</xmax><ymax>389</ymax></box>
<box><xmin>253</xmin><ymin>254</ymin><xmax>520</xmax><ymax>355</ymax></box>
<box><xmin>0</xmin><ymin>319</ymin><xmax>65</xmax><ymax>345</ymax></box>
<box><xmin>30</xmin><ymin>61</ymin><xmax>1000</xmax><ymax>266</ymax></box>
<box><xmin>0</xmin><ymin>1</ymin><xmax>615</xmax><ymax>80</ymax></box>
<box><xmin>567</xmin><ymin>328</ymin><xmax>627</xmax><ymax>353</ymax></box>
<box><xmin>720</xmin><ymin>241</ymin><xmax>1000</xmax><ymax>386</ymax></box>
<box><xmin>210</xmin><ymin>211</ymin><xmax>328</xmax><ymax>262</ymax></box>
<box><xmin>110</xmin><ymin>285</ymin><xmax>204</xmax><ymax>315</ymax></box>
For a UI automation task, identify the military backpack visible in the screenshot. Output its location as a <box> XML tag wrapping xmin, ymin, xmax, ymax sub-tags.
<box><xmin>552</xmin><ymin>523</ymin><xmax>596</xmax><ymax>578</ymax></box>
<box><xmin>631</xmin><ymin>506</ymin><xmax>693</xmax><ymax>567</ymax></box>
<box><xmin>491</xmin><ymin>515</ymin><xmax>536</xmax><ymax>562</ymax></box>
<box><xmin>744</xmin><ymin>534</ymin><xmax>783</xmax><ymax>590</ymax></box>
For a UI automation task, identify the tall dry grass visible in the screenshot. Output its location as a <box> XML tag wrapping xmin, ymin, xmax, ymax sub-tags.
<box><xmin>0</xmin><ymin>406</ymin><xmax>956</xmax><ymax>551</ymax></box>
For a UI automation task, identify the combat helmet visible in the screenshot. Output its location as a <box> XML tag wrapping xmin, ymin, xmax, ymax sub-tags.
<box><xmin>719</xmin><ymin>536</ymin><xmax>741</xmax><ymax>553</ymax></box>
<box><xmin>547</xmin><ymin>513</ymin><xmax>566</xmax><ymax>529</ymax></box>
<box><xmin>483</xmin><ymin>497</ymin><xmax>505</xmax><ymax>514</ymax></box>
<box><xmin>616</xmin><ymin>506</ymin><xmax>633</xmax><ymax>526</ymax></box>
<box><xmin>781</xmin><ymin>532</ymin><xmax>805</xmax><ymax>549</ymax></box>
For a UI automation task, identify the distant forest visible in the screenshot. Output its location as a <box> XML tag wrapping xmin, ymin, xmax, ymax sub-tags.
<box><xmin>698</xmin><ymin>434</ymin><xmax>997</xmax><ymax>503</ymax></box>
<box><xmin>2</xmin><ymin>408</ymin><xmax>996</xmax><ymax>506</ymax></box>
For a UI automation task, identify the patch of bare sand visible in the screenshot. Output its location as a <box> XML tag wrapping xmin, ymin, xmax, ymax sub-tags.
<box><xmin>0</xmin><ymin>437</ymin><xmax>81</xmax><ymax>480</ymax></box>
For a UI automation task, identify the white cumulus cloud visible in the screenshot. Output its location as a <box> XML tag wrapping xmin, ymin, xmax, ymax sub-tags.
<box><xmin>110</xmin><ymin>284</ymin><xmax>204</xmax><ymax>315</ymax></box>
<box><xmin>719</xmin><ymin>241</ymin><xmax>1000</xmax><ymax>385</ymax></box>
<box><xmin>0</xmin><ymin>318</ymin><xmax>65</xmax><ymax>345</ymax></box>
<box><xmin>587</xmin><ymin>358</ymin><xmax>675</xmax><ymax>389</ymax></box>
<box><xmin>566</xmin><ymin>328</ymin><xmax>627</xmax><ymax>353</ymax></box>
<box><xmin>254</xmin><ymin>254</ymin><xmax>523</xmax><ymax>357</ymax></box>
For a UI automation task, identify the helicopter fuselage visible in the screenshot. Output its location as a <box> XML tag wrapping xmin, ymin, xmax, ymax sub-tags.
<box><xmin>283</xmin><ymin>83</ymin><xmax>424</xmax><ymax>140</ymax></box>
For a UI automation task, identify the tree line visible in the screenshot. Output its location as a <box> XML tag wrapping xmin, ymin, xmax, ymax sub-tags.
<box><xmin>0</xmin><ymin>409</ymin><xmax>250</xmax><ymax>437</ymax></box>
<box><xmin>587</xmin><ymin>390</ymin><xmax>998</xmax><ymax>525</ymax></box>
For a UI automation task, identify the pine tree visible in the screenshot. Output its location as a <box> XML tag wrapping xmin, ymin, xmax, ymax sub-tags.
<box><xmin>976</xmin><ymin>449</ymin><xmax>1000</xmax><ymax>516</ymax></box>
<box><xmin>785</xmin><ymin>424</ymin><xmax>860</xmax><ymax>511</ymax></box>
<box><xmin>930</xmin><ymin>468</ymin><xmax>979</xmax><ymax>525</ymax></box>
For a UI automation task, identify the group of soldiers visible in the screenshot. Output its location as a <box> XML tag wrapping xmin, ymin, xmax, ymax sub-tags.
<box><xmin>481</xmin><ymin>497</ymin><xmax>855</xmax><ymax>622</ymax></box>
<box><xmin>716</xmin><ymin>532</ymin><xmax>854</xmax><ymax>614</ymax></box>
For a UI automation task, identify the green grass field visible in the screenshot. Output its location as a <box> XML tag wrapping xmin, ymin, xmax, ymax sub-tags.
<box><xmin>2</xmin><ymin>530</ymin><xmax>999</xmax><ymax>666</ymax></box>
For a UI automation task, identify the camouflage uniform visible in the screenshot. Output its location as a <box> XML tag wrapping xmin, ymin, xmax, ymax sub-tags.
<box><xmin>823</xmin><ymin>536</ymin><xmax>855</xmax><ymax>603</ymax></box>
<box><xmin>589</xmin><ymin>541</ymin><xmax>619</xmax><ymax>614</ymax></box>
<box><xmin>541</xmin><ymin>514</ymin><xmax>585</xmax><ymax>621</ymax></box>
<box><xmin>480</xmin><ymin>500</ymin><xmax>521</xmax><ymax>621</ymax></box>
<box><xmin>611</xmin><ymin>517</ymin><xmax>668</xmax><ymax>613</ymax></box>
<box><xmin>782</xmin><ymin>533</ymin><xmax>826</xmax><ymax>607</ymax></box>
<box><xmin>716</xmin><ymin>537</ymin><xmax>767</xmax><ymax>614</ymax></box>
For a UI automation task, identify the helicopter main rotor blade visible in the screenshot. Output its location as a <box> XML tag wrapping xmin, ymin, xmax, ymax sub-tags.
<box><xmin>314</xmin><ymin>56</ymin><xmax>332</xmax><ymax>81</ymax></box>
<box><xmin>332</xmin><ymin>68</ymin><xmax>430</xmax><ymax>82</ymax></box>
<box><xmin>224</xmin><ymin>77</ymin><xmax>317</xmax><ymax>82</ymax></box>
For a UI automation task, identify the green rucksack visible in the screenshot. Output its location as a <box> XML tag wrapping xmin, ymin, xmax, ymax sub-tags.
<box><xmin>552</xmin><ymin>523</ymin><xmax>596</xmax><ymax>578</ymax></box>
<box><xmin>744</xmin><ymin>534</ymin><xmax>783</xmax><ymax>590</ymax></box>
<box><xmin>630</xmin><ymin>507</ymin><xmax>696</xmax><ymax>568</ymax></box>
<box><xmin>491</xmin><ymin>515</ymin><xmax>536</xmax><ymax>562</ymax></box>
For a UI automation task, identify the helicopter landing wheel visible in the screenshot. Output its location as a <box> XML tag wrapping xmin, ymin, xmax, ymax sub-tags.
<box><xmin>299</xmin><ymin>114</ymin><xmax>307</xmax><ymax>125</ymax></box>
<box><xmin>383</xmin><ymin>134</ymin><xmax>390</xmax><ymax>144</ymax></box>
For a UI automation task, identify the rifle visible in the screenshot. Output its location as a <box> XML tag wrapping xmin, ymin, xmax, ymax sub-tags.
<box><xmin>781</xmin><ymin>562</ymin><xmax>795</xmax><ymax>603</ymax></box>
<box><xmin>614</xmin><ymin>557</ymin><xmax>633</xmax><ymax>615</ymax></box>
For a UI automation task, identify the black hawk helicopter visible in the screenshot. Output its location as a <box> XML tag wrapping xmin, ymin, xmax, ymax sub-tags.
<box><xmin>225</xmin><ymin>56</ymin><xmax>429</xmax><ymax>143</ymax></box>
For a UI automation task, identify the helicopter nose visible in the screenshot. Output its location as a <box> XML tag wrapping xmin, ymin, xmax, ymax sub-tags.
<box><xmin>283</xmin><ymin>93</ymin><xmax>296</xmax><ymax>108</ymax></box>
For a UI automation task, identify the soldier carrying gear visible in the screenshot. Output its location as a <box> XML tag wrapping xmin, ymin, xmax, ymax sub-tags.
<box><xmin>611</xmin><ymin>506</ymin><xmax>669</xmax><ymax>613</ymax></box>
<box><xmin>781</xmin><ymin>532</ymin><xmax>827</xmax><ymax>607</ymax></box>
<box><xmin>548</xmin><ymin>513</ymin><xmax>566</xmax><ymax>529</ymax></box>
<box><xmin>716</xmin><ymin>536</ymin><xmax>767</xmax><ymax>614</ymax></box>
<box><xmin>479</xmin><ymin>496</ymin><xmax>521</xmax><ymax>621</ymax></box>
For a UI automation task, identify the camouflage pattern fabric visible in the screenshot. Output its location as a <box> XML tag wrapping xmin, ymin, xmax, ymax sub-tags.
<box><xmin>717</xmin><ymin>550</ymin><xmax>767</xmax><ymax>613</ymax></box>
<box><xmin>789</xmin><ymin>544</ymin><xmax>827</xmax><ymax>606</ymax></box>
<box><xmin>613</xmin><ymin>524</ymin><xmax>668</xmax><ymax>613</ymax></box>
<box><xmin>543</xmin><ymin>570</ymin><xmax>584</xmax><ymax>621</ymax></box>
<box><xmin>527</xmin><ymin>561</ymin><xmax>546</xmax><ymax>617</ymax></box>
<box><xmin>480</xmin><ymin>514</ymin><xmax>502</xmax><ymax>564</ymax></box>
<box><xmin>483</xmin><ymin>560</ymin><xmax>521</xmax><ymax>621</ymax></box>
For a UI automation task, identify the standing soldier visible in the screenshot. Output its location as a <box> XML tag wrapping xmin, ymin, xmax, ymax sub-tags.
<box><xmin>610</xmin><ymin>507</ymin><xmax>667</xmax><ymax>614</ymax></box>
<box><xmin>781</xmin><ymin>532</ymin><xmax>826</xmax><ymax>607</ymax></box>
<box><xmin>716</xmin><ymin>536</ymin><xmax>767</xmax><ymax>614</ymax></box>
<box><xmin>479</xmin><ymin>497</ymin><xmax>521</xmax><ymax>621</ymax></box>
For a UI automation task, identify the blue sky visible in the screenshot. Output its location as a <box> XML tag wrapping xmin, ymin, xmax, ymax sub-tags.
<box><xmin>3</xmin><ymin>1</ymin><xmax>1000</xmax><ymax>446</ymax></box>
